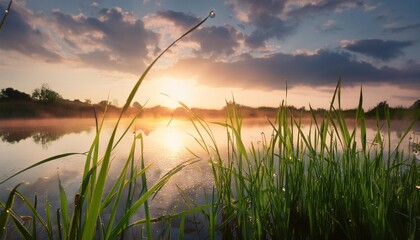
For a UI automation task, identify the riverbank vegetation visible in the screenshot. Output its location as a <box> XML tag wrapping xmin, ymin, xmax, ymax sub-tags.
<box><xmin>1</xmin><ymin>86</ymin><xmax>419</xmax><ymax>120</ymax></box>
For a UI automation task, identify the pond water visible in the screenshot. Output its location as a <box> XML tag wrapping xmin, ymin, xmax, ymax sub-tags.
<box><xmin>0</xmin><ymin>117</ymin><xmax>419</xmax><ymax>237</ymax></box>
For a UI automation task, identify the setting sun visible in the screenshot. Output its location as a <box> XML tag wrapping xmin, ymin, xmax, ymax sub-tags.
<box><xmin>159</xmin><ymin>77</ymin><xmax>194</xmax><ymax>108</ymax></box>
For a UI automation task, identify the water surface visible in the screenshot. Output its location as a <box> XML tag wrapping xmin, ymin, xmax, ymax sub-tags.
<box><xmin>0</xmin><ymin>117</ymin><xmax>418</xmax><ymax>237</ymax></box>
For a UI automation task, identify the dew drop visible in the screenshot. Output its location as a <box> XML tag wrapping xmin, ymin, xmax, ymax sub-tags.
<box><xmin>5</xmin><ymin>10</ymin><xmax>8</xmax><ymax>13</ymax></box>
<box><xmin>282</xmin><ymin>187</ymin><xmax>286</xmax><ymax>192</ymax></box>
<box><xmin>209</xmin><ymin>11</ymin><xmax>216</xmax><ymax>18</ymax></box>
<box><xmin>273</xmin><ymin>173</ymin><xmax>277</xmax><ymax>178</ymax></box>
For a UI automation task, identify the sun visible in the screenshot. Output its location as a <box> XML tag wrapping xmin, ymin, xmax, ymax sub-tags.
<box><xmin>160</xmin><ymin>77</ymin><xmax>193</xmax><ymax>108</ymax></box>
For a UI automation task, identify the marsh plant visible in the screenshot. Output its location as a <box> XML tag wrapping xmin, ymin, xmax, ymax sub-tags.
<box><xmin>185</xmin><ymin>81</ymin><xmax>419</xmax><ymax>239</ymax></box>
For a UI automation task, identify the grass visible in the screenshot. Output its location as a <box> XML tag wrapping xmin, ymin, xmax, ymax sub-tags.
<box><xmin>1</xmin><ymin>6</ymin><xmax>419</xmax><ymax>239</ymax></box>
<box><xmin>182</xmin><ymin>80</ymin><xmax>419</xmax><ymax>239</ymax></box>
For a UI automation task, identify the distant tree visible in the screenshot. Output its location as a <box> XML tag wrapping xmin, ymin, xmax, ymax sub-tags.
<box><xmin>98</xmin><ymin>100</ymin><xmax>109</xmax><ymax>106</ymax></box>
<box><xmin>85</xmin><ymin>99</ymin><xmax>92</xmax><ymax>104</ymax></box>
<box><xmin>132</xmin><ymin>101</ymin><xmax>142</xmax><ymax>109</ymax></box>
<box><xmin>0</xmin><ymin>87</ymin><xmax>31</xmax><ymax>101</ymax></box>
<box><xmin>410</xmin><ymin>100</ymin><xmax>420</xmax><ymax>109</ymax></box>
<box><xmin>373</xmin><ymin>101</ymin><xmax>389</xmax><ymax>111</ymax></box>
<box><xmin>32</xmin><ymin>84</ymin><xmax>62</xmax><ymax>103</ymax></box>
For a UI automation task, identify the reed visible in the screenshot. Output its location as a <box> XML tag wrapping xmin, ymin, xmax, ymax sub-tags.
<box><xmin>184</xmin><ymin>80</ymin><xmax>419</xmax><ymax>239</ymax></box>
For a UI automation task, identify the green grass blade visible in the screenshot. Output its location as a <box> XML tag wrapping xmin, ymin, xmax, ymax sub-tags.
<box><xmin>9</xmin><ymin>211</ymin><xmax>32</xmax><ymax>240</ymax></box>
<box><xmin>45</xmin><ymin>197</ymin><xmax>53</xmax><ymax>239</ymax></box>
<box><xmin>0</xmin><ymin>183</ymin><xmax>21</xmax><ymax>237</ymax></box>
<box><xmin>32</xmin><ymin>194</ymin><xmax>37</xmax><ymax>238</ymax></box>
<box><xmin>12</xmin><ymin>191</ymin><xmax>52</xmax><ymax>238</ymax></box>
<box><xmin>177</xmin><ymin>215</ymin><xmax>185</xmax><ymax>240</ymax></box>
<box><xmin>0</xmin><ymin>153</ymin><xmax>85</xmax><ymax>185</ymax></box>
<box><xmin>56</xmin><ymin>208</ymin><xmax>62</xmax><ymax>240</ymax></box>
<box><xmin>139</xmin><ymin>134</ymin><xmax>152</xmax><ymax>239</ymax></box>
<box><xmin>57</xmin><ymin>175</ymin><xmax>69</xmax><ymax>238</ymax></box>
<box><xmin>109</xmin><ymin>159</ymin><xmax>199</xmax><ymax>238</ymax></box>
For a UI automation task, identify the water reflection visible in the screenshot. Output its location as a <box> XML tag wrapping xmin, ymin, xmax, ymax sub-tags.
<box><xmin>0</xmin><ymin>117</ymin><xmax>419</xmax><ymax>238</ymax></box>
<box><xmin>0</xmin><ymin>119</ymin><xmax>94</xmax><ymax>147</ymax></box>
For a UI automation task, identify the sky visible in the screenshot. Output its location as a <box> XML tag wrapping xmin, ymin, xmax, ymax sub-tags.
<box><xmin>0</xmin><ymin>0</ymin><xmax>419</xmax><ymax>110</ymax></box>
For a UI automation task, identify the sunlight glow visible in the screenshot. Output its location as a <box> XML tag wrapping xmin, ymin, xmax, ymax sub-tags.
<box><xmin>163</xmin><ymin>127</ymin><xmax>185</xmax><ymax>151</ymax></box>
<box><xmin>159</xmin><ymin>77</ymin><xmax>193</xmax><ymax>108</ymax></box>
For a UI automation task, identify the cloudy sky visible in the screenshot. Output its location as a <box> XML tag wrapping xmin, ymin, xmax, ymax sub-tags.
<box><xmin>0</xmin><ymin>0</ymin><xmax>419</xmax><ymax>110</ymax></box>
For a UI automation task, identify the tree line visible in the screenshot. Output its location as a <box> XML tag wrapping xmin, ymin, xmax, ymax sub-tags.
<box><xmin>0</xmin><ymin>85</ymin><xmax>419</xmax><ymax>120</ymax></box>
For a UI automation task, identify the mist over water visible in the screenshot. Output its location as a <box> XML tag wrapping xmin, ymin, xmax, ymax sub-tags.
<box><xmin>0</xmin><ymin>117</ymin><xmax>419</xmax><ymax>237</ymax></box>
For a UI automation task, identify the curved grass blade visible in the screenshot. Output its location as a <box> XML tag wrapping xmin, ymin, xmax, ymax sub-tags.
<box><xmin>12</xmin><ymin>191</ymin><xmax>52</xmax><ymax>238</ymax></box>
<box><xmin>0</xmin><ymin>0</ymin><xmax>12</xmax><ymax>32</ymax></box>
<box><xmin>0</xmin><ymin>152</ymin><xmax>85</xmax><ymax>185</ymax></box>
<box><xmin>109</xmin><ymin>159</ymin><xmax>200</xmax><ymax>239</ymax></box>
<box><xmin>0</xmin><ymin>183</ymin><xmax>22</xmax><ymax>237</ymax></box>
<box><xmin>120</xmin><ymin>11</ymin><xmax>215</xmax><ymax>116</ymax></box>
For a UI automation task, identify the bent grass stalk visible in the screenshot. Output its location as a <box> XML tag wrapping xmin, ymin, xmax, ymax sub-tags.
<box><xmin>0</xmin><ymin>11</ymin><xmax>215</xmax><ymax>239</ymax></box>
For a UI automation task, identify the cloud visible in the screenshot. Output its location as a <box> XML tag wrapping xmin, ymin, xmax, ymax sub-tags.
<box><xmin>227</xmin><ymin>0</ymin><xmax>364</xmax><ymax>48</ymax></box>
<box><xmin>318</xmin><ymin>20</ymin><xmax>342</xmax><ymax>33</ymax></box>
<box><xmin>341</xmin><ymin>39</ymin><xmax>414</xmax><ymax>61</ymax></box>
<box><xmin>159</xmin><ymin>49</ymin><xmax>420</xmax><ymax>90</ymax></box>
<box><xmin>150</xmin><ymin>10</ymin><xmax>243</xmax><ymax>58</ymax></box>
<box><xmin>227</xmin><ymin>0</ymin><xmax>299</xmax><ymax>48</ymax></box>
<box><xmin>154</xmin><ymin>10</ymin><xmax>200</xmax><ymax>30</ymax></box>
<box><xmin>191</xmin><ymin>25</ymin><xmax>242</xmax><ymax>57</ymax></box>
<box><xmin>287</xmin><ymin>0</ymin><xmax>363</xmax><ymax>18</ymax></box>
<box><xmin>384</xmin><ymin>22</ymin><xmax>420</xmax><ymax>33</ymax></box>
<box><xmin>245</xmin><ymin>14</ymin><xmax>297</xmax><ymax>48</ymax></box>
<box><xmin>0</xmin><ymin>2</ymin><xmax>62</xmax><ymax>62</ymax></box>
<box><xmin>51</xmin><ymin>7</ymin><xmax>159</xmax><ymax>73</ymax></box>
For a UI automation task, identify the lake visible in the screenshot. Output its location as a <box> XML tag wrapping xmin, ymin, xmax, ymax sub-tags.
<box><xmin>0</xmin><ymin>117</ymin><xmax>419</xmax><ymax>237</ymax></box>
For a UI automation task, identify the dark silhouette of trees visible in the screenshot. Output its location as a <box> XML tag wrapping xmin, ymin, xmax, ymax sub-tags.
<box><xmin>32</xmin><ymin>84</ymin><xmax>62</xmax><ymax>103</ymax></box>
<box><xmin>410</xmin><ymin>100</ymin><xmax>420</xmax><ymax>110</ymax></box>
<box><xmin>0</xmin><ymin>87</ymin><xmax>31</xmax><ymax>101</ymax></box>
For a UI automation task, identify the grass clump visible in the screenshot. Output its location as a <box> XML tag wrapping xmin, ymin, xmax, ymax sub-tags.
<box><xmin>185</xmin><ymin>80</ymin><xmax>419</xmax><ymax>239</ymax></box>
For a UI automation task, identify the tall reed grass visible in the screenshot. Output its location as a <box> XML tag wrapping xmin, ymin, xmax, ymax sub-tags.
<box><xmin>184</xmin><ymin>80</ymin><xmax>419</xmax><ymax>239</ymax></box>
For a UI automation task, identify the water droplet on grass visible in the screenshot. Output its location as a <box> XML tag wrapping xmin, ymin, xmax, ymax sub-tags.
<box><xmin>209</xmin><ymin>11</ymin><xmax>216</xmax><ymax>18</ymax></box>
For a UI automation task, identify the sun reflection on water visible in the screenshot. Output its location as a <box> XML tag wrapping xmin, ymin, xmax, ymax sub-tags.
<box><xmin>163</xmin><ymin>126</ymin><xmax>185</xmax><ymax>152</ymax></box>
